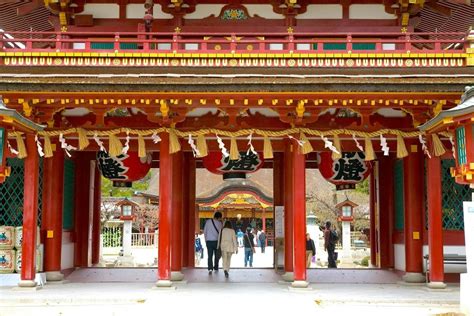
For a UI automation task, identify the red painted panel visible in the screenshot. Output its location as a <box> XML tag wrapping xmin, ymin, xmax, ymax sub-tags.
<box><xmin>171</xmin><ymin>151</ymin><xmax>183</xmax><ymax>272</ymax></box>
<box><xmin>427</xmin><ymin>156</ymin><xmax>444</xmax><ymax>282</ymax></box>
<box><xmin>378</xmin><ymin>157</ymin><xmax>394</xmax><ymax>269</ymax></box>
<box><xmin>73</xmin><ymin>153</ymin><xmax>91</xmax><ymax>268</ymax></box>
<box><xmin>284</xmin><ymin>140</ymin><xmax>294</xmax><ymax>273</ymax></box>
<box><xmin>403</xmin><ymin>147</ymin><xmax>424</xmax><ymax>274</ymax></box>
<box><xmin>92</xmin><ymin>167</ymin><xmax>101</xmax><ymax>265</ymax></box>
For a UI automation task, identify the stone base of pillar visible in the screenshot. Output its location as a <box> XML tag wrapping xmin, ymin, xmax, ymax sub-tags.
<box><xmin>402</xmin><ymin>272</ymin><xmax>426</xmax><ymax>283</ymax></box>
<box><xmin>281</xmin><ymin>272</ymin><xmax>294</xmax><ymax>282</ymax></box>
<box><xmin>154</xmin><ymin>280</ymin><xmax>176</xmax><ymax>290</ymax></box>
<box><xmin>17</xmin><ymin>280</ymin><xmax>38</xmax><ymax>288</ymax></box>
<box><xmin>170</xmin><ymin>271</ymin><xmax>185</xmax><ymax>281</ymax></box>
<box><xmin>427</xmin><ymin>281</ymin><xmax>447</xmax><ymax>289</ymax></box>
<box><xmin>46</xmin><ymin>271</ymin><xmax>64</xmax><ymax>282</ymax></box>
<box><xmin>290</xmin><ymin>280</ymin><xmax>310</xmax><ymax>289</ymax></box>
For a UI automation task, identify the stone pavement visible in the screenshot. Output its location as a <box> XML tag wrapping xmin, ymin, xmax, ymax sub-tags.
<box><xmin>0</xmin><ymin>269</ymin><xmax>463</xmax><ymax>316</ymax></box>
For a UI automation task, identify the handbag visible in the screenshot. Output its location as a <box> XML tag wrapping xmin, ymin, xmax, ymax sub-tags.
<box><xmin>245</xmin><ymin>233</ymin><xmax>256</xmax><ymax>253</ymax></box>
<box><xmin>211</xmin><ymin>220</ymin><xmax>222</xmax><ymax>258</ymax></box>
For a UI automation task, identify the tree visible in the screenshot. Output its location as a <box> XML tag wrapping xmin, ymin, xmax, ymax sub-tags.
<box><xmin>100</xmin><ymin>171</ymin><xmax>152</xmax><ymax>197</ymax></box>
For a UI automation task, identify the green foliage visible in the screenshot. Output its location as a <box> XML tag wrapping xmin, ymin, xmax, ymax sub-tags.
<box><xmin>361</xmin><ymin>256</ymin><xmax>369</xmax><ymax>267</ymax></box>
<box><xmin>355</xmin><ymin>178</ymin><xmax>369</xmax><ymax>195</ymax></box>
<box><xmin>101</xmin><ymin>171</ymin><xmax>152</xmax><ymax>198</ymax></box>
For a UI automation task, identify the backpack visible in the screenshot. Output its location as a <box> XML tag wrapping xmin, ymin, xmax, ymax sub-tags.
<box><xmin>195</xmin><ymin>238</ymin><xmax>202</xmax><ymax>252</ymax></box>
<box><xmin>329</xmin><ymin>230</ymin><xmax>339</xmax><ymax>244</ymax></box>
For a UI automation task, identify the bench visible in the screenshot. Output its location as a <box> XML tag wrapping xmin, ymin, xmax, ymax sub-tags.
<box><xmin>424</xmin><ymin>254</ymin><xmax>467</xmax><ymax>282</ymax></box>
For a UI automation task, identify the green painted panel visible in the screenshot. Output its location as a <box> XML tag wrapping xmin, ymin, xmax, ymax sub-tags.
<box><xmin>456</xmin><ymin>127</ymin><xmax>467</xmax><ymax>165</ymax></box>
<box><xmin>90</xmin><ymin>42</ymin><xmax>114</xmax><ymax>50</ymax></box>
<box><xmin>353</xmin><ymin>43</ymin><xmax>376</xmax><ymax>50</ymax></box>
<box><xmin>63</xmin><ymin>159</ymin><xmax>75</xmax><ymax>230</ymax></box>
<box><xmin>394</xmin><ymin>159</ymin><xmax>404</xmax><ymax>230</ymax></box>
<box><xmin>323</xmin><ymin>43</ymin><xmax>347</xmax><ymax>50</ymax></box>
<box><xmin>90</xmin><ymin>42</ymin><xmax>139</xmax><ymax>50</ymax></box>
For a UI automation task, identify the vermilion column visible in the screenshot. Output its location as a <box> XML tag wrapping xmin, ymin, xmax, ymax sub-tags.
<box><xmin>91</xmin><ymin>167</ymin><xmax>101</xmax><ymax>265</ymax></box>
<box><xmin>157</xmin><ymin>133</ymin><xmax>172</xmax><ymax>286</ymax></box>
<box><xmin>184</xmin><ymin>153</ymin><xmax>196</xmax><ymax>268</ymax></box>
<box><xmin>171</xmin><ymin>150</ymin><xmax>184</xmax><ymax>280</ymax></box>
<box><xmin>181</xmin><ymin>154</ymin><xmax>190</xmax><ymax>268</ymax></box>
<box><xmin>427</xmin><ymin>155</ymin><xmax>446</xmax><ymax>288</ymax></box>
<box><xmin>369</xmin><ymin>170</ymin><xmax>377</xmax><ymax>267</ymax></box>
<box><xmin>73</xmin><ymin>154</ymin><xmax>91</xmax><ymax>267</ymax></box>
<box><xmin>19</xmin><ymin>134</ymin><xmax>39</xmax><ymax>287</ymax></box>
<box><xmin>403</xmin><ymin>144</ymin><xmax>425</xmax><ymax>283</ymax></box>
<box><xmin>283</xmin><ymin>141</ymin><xmax>294</xmax><ymax>280</ymax></box>
<box><xmin>292</xmin><ymin>141</ymin><xmax>307</xmax><ymax>287</ymax></box>
<box><xmin>42</xmin><ymin>143</ymin><xmax>65</xmax><ymax>281</ymax></box>
<box><xmin>378</xmin><ymin>157</ymin><xmax>394</xmax><ymax>269</ymax></box>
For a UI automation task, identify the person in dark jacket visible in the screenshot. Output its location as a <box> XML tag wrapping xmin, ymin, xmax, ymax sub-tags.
<box><xmin>243</xmin><ymin>227</ymin><xmax>255</xmax><ymax>267</ymax></box>
<box><xmin>306</xmin><ymin>233</ymin><xmax>316</xmax><ymax>268</ymax></box>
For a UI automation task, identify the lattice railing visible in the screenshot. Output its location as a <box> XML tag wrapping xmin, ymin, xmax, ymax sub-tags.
<box><xmin>441</xmin><ymin>159</ymin><xmax>472</xmax><ymax>230</ymax></box>
<box><xmin>0</xmin><ymin>158</ymin><xmax>43</xmax><ymax>227</ymax></box>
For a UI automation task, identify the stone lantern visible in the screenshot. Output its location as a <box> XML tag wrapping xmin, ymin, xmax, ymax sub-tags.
<box><xmin>335</xmin><ymin>199</ymin><xmax>358</xmax><ymax>260</ymax></box>
<box><xmin>115</xmin><ymin>198</ymin><xmax>139</xmax><ymax>259</ymax></box>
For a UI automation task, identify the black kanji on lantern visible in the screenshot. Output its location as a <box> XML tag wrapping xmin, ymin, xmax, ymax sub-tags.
<box><xmin>333</xmin><ymin>152</ymin><xmax>366</xmax><ymax>182</ymax></box>
<box><xmin>220</xmin><ymin>152</ymin><xmax>261</xmax><ymax>172</ymax></box>
<box><xmin>97</xmin><ymin>151</ymin><xmax>127</xmax><ymax>179</ymax></box>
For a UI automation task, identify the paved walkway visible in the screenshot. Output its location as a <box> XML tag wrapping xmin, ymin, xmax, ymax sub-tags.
<box><xmin>0</xmin><ymin>269</ymin><xmax>463</xmax><ymax>316</ymax></box>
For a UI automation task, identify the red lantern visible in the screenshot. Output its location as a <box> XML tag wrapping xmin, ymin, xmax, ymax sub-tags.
<box><xmin>202</xmin><ymin>151</ymin><xmax>263</xmax><ymax>178</ymax></box>
<box><xmin>318</xmin><ymin>152</ymin><xmax>371</xmax><ymax>190</ymax></box>
<box><xmin>97</xmin><ymin>151</ymin><xmax>152</xmax><ymax>187</ymax></box>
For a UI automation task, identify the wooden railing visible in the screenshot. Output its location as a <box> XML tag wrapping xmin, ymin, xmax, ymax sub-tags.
<box><xmin>0</xmin><ymin>30</ymin><xmax>468</xmax><ymax>54</ymax></box>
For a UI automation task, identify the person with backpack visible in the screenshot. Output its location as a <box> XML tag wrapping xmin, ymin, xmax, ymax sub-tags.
<box><xmin>324</xmin><ymin>221</ymin><xmax>338</xmax><ymax>268</ymax></box>
<box><xmin>195</xmin><ymin>233</ymin><xmax>203</xmax><ymax>265</ymax></box>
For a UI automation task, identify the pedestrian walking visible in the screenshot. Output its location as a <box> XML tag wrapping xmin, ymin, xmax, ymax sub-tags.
<box><xmin>203</xmin><ymin>211</ymin><xmax>223</xmax><ymax>274</ymax></box>
<box><xmin>218</xmin><ymin>221</ymin><xmax>238</xmax><ymax>278</ymax></box>
<box><xmin>243</xmin><ymin>227</ymin><xmax>255</xmax><ymax>267</ymax></box>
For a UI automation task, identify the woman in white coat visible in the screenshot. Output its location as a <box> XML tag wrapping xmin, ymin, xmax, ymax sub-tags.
<box><xmin>218</xmin><ymin>220</ymin><xmax>238</xmax><ymax>278</ymax></box>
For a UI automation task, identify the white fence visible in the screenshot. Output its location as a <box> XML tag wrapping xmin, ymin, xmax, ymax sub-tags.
<box><xmin>131</xmin><ymin>233</ymin><xmax>157</xmax><ymax>247</ymax></box>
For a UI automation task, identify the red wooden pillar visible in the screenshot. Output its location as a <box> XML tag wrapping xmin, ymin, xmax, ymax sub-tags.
<box><xmin>171</xmin><ymin>150</ymin><xmax>184</xmax><ymax>280</ymax></box>
<box><xmin>157</xmin><ymin>134</ymin><xmax>172</xmax><ymax>286</ymax></box>
<box><xmin>42</xmin><ymin>143</ymin><xmax>65</xmax><ymax>281</ymax></box>
<box><xmin>181</xmin><ymin>154</ymin><xmax>190</xmax><ymax>268</ymax></box>
<box><xmin>292</xmin><ymin>141</ymin><xmax>307</xmax><ymax>287</ymax></box>
<box><xmin>378</xmin><ymin>156</ymin><xmax>394</xmax><ymax>269</ymax></box>
<box><xmin>73</xmin><ymin>154</ymin><xmax>91</xmax><ymax>268</ymax></box>
<box><xmin>283</xmin><ymin>141</ymin><xmax>294</xmax><ymax>280</ymax></box>
<box><xmin>369</xmin><ymin>170</ymin><xmax>377</xmax><ymax>267</ymax></box>
<box><xmin>183</xmin><ymin>153</ymin><xmax>196</xmax><ymax>268</ymax></box>
<box><xmin>91</xmin><ymin>166</ymin><xmax>101</xmax><ymax>265</ymax></box>
<box><xmin>19</xmin><ymin>134</ymin><xmax>39</xmax><ymax>287</ymax></box>
<box><xmin>403</xmin><ymin>144</ymin><xmax>425</xmax><ymax>283</ymax></box>
<box><xmin>426</xmin><ymin>155</ymin><xmax>446</xmax><ymax>288</ymax></box>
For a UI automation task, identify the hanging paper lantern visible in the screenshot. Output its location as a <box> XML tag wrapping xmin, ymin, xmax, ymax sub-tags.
<box><xmin>203</xmin><ymin>151</ymin><xmax>263</xmax><ymax>179</ymax></box>
<box><xmin>318</xmin><ymin>152</ymin><xmax>371</xmax><ymax>190</ymax></box>
<box><xmin>97</xmin><ymin>151</ymin><xmax>152</xmax><ymax>187</ymax></box>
